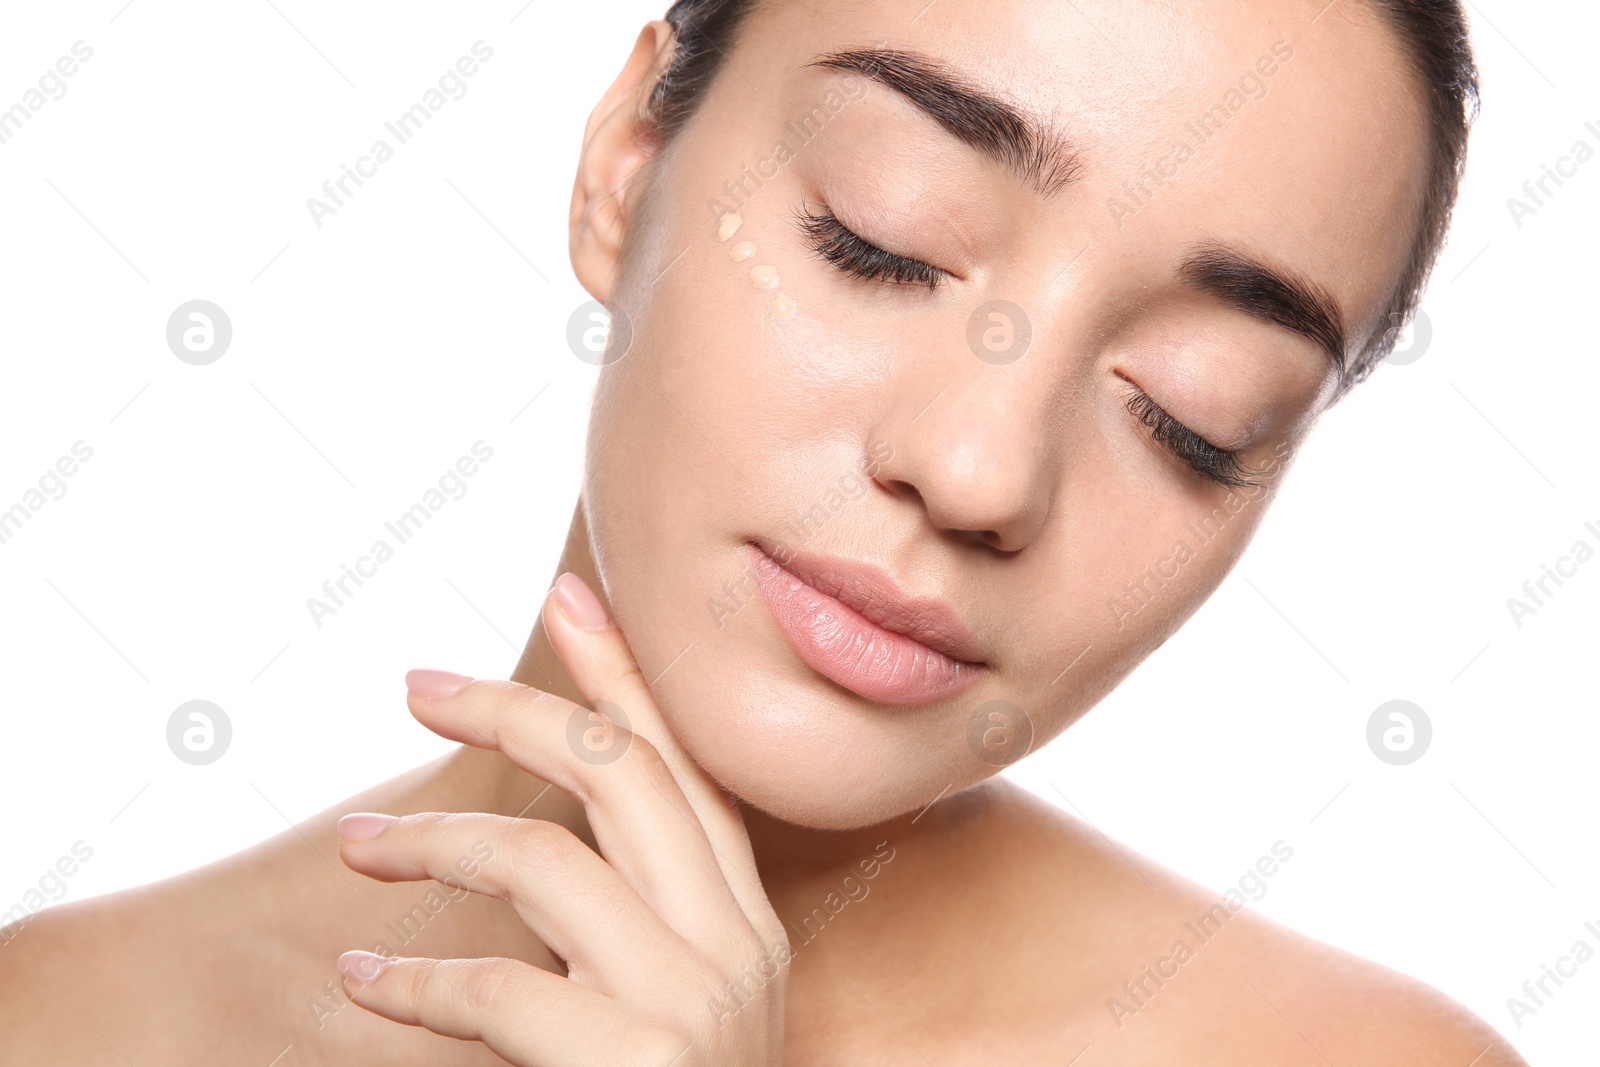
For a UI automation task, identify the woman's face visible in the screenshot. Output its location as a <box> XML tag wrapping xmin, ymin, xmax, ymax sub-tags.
<box><xmin>577</xmin><ymin>0</ymin><xmax>1428</xmax><ymax>830</ymax></box>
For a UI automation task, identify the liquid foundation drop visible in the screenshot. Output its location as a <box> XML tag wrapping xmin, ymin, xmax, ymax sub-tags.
<box><xmin>750</xmin><ymin>265</ymin><xmax>780</xmax><ymax>289</ymax></box>
<box><xmin>772</xmin><ymin>294</ymin><xmax>797</xmax><ymax>319</ymax></box>
<box><xmin>729</xmin><ymin>241</ymin><xmax>756</xmax><ymax>262</ymax></box>
<box><xmin>717</xmin><ymin>213</ymin><xmax>744</xmax><ymax>242</ymax></box>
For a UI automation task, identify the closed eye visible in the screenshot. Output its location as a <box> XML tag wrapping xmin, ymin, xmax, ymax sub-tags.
<box><xmin>1123</xmin><ymin>385</ymin><xmax>1258</xmax><ymax>490</ymax></box>
<box><xmin>793</xmin><ymin>203</ymin><xmax>947</xmax><ymax>290</ymax></box>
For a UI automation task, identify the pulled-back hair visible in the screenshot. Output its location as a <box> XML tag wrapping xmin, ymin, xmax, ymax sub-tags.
<box><xmin>646</xmin><ymin>0</ymin><xmax>1479</xmax><ymax>396</ymax></box>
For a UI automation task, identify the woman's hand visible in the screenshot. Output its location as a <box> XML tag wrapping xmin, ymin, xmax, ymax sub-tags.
<box><xmin>333</xmin><ymin>573</ymin><xmax>790</xmax><ymax>1066</ymax></box>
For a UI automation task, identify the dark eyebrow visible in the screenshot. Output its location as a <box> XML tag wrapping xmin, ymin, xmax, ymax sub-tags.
<box><xmin>1178</xmin><ymin>244</ymin><xmax>1348</xmax><ymax>383</ymax></box>
<box><xmin>807</xmin><ymin>48</ymin><xmax>1081</xmax><ymax>197</ymax></box>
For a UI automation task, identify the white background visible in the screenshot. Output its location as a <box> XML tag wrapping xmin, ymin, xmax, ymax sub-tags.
<box><xmin>0</xmin><ymin>1</ymin><xmax>1594</xmax><ymax>1061</ymax></box>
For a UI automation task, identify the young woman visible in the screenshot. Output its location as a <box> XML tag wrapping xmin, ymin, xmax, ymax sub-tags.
<box><xmin>1</xmin><ymin>0</ymin><xmax>1527</xmax><ymax>1062</ymax></box>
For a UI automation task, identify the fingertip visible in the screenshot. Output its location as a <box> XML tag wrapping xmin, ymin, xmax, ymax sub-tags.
<box><xmin>337</xmin><ymin>812</ymin><xmax>397</xmax><ymax>843</ymax></box>
<box><xmin>406</xmin><ymin>669</ymin><xmax>475</xmax><ymax>699</ymax></box>
<box><xmin>551</xmin><ymin>572</ymin><xmax>613</xmax><ymax>632</ymax></box>
<box><xmin>337</xmin><ymin>950</ymin><xmax>397</xmax><ymax>987</ymax></box>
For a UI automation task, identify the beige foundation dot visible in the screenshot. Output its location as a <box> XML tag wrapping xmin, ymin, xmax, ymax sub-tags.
<box><xmin>750</xmin><ymin>265</ymin><xmax>780</xmax><ymax>289</ymax></box>
<box><xmin>717</xmin><ymin>213</ymin><xmax>744</xmax><ymax>241</ymax></box>
<box><xmin>729</xmin><ymin>241</ymin><xmax>757</xmax><ymax>262</ymax></box>
<box><xmin>772</xmin><ymin>293</ymin><xmax>797</xmax><ymax>319</ymax></box>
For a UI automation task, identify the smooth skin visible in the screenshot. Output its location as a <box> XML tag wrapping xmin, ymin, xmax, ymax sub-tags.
<box><xmin>1</xmin><ymin>0</ymin><xmax>1530</xmax><ymax>1063</ymax></box>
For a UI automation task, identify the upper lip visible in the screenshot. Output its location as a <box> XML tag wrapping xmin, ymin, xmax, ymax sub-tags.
<box><xmin>753</xmin><ymin>541</ymin><xmax>986</xmax><ymax>664</ymax></box>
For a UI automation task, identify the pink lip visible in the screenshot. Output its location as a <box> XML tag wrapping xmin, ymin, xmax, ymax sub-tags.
<box><xmin>745</xmin><ymin>541</ymin><xmax>984</xmax><ymax>706</ymax></box>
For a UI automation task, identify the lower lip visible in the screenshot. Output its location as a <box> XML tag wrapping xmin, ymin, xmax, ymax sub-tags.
<box><xmin>746</xmin><ymin>543</ymin><xmax>982</xmax><ymax>707</ymax></box>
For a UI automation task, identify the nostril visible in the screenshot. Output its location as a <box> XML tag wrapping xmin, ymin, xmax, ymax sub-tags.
<box><xmin>967</xmin><ymin>529</ymin><xmax>1005</xmax><ymax>551</ymax></box>
<box><xmin>881</xmin><ymin>478</ymin><xmax>924</xmax><ymax>507</ymax></box>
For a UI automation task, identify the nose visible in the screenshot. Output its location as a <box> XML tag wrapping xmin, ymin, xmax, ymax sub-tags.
<box><xmin>869</xmin><ymin>366</ymin><xmax>1056</xmax><ymax>553</ymax></box>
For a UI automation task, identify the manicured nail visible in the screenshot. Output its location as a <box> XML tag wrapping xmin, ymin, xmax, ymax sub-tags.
<box><xmin>553</xmin><ymin>572</ymin><xmax>611</xmax><ymax>631</ymax></box>
<box><xmin>338</xmin><ymin>813</ymin><xmax>396</xmax><ymax>842</ymax></box>
<box><xmin>338</xmin><ymin>950</ymin><xmax>396</xmax><ymax>986</ymax></box>
<box><xmin>405</xmin><ymin>669</ymin><xmax>473</xmax><ymax>698</ymax></box>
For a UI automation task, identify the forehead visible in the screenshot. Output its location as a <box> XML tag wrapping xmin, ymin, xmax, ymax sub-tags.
<box><xmin>716</xmin><ymin>0</ymin><xmax>1431</xmax><ymax>354</ymax></box>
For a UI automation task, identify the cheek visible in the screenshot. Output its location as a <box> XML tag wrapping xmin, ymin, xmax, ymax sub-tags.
<box><xmin>1017</xmin><ymin>477</ymin><xmax>1272</xmax><ymax>742</ymax></box>
<box><xmin>1130</xmin><ymin>479</ymin><xmax>1268</xmax><ymax>603</ymax></box>
<box><xmin>590</xmin><ymin>184</ymin><xmax>897</xmax><ymax>552</ymax></box>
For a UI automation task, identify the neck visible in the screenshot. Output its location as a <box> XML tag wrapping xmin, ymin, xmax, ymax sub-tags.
<box><xmin>507</xmin><ymin>497</ymin><xmax>604</xmax><ymax>710</ymax></box>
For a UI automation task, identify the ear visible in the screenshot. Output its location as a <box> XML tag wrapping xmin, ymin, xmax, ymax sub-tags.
<box><xmin>569</xmin><ymin>20</ymin><xmax>677</xmax><ymax>303</ymax></box>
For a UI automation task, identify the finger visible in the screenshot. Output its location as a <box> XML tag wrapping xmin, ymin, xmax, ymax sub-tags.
<box><xmin>544</xmin><ymin>572</ymin><xmax>784</xmax><ymax>950</ymax></box>
<box><xmin>337</xmin><ymin>811</ymin><xmax>687</xmax><ymax>1001</ymax></box>
<box><xmin>404</xmin><ymin>670</ymin><xmax>753</xmax><ymax>958</ymax></box>
<box><xmin>336</xmin><ymin>951</ymin><xmax>687</xmax><ymax>1067</ymax></box>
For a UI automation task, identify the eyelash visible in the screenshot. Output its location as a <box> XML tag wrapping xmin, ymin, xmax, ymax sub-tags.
<box><xmin>794</xmin><ymin>205</ymin><xmax>946</xmax><ymax>290</ymax></box>
<box><xmin>1124</xmin><ymin>388</ymin><xmax>1258</xmax><ymax>490</ymax></box>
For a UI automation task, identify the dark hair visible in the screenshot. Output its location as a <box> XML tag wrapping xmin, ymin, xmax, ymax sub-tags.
<box><xmin>1358</xmin><ymin>0</ymin><xmax>1480</xmax><ymax>394</ymax></box>
<box><xmin>646</xmin><ymin>0</ymin><xmax>767</xmax><ymax>146</ymax></box>
<box><xmin>648</xmin><ymin>0</ymin><xmax>1478</xmax><ymax>397</ymax></box>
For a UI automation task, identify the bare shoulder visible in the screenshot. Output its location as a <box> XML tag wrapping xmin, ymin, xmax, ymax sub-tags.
<box><xmin>0</xmin><ymin>900</ymin><xmax>118</xmax><ymax>1063</ymax></box>
<box><xmin>0</xmin><ymin>872</ymin><xmax>258</xmax><ymax>1065</ymax></box>
<box><xmin>0</xmin><ymin>750</ymin><xmax>561</xmax><ymax>1066</ymax></box>
<box><xmin>976</xmin><ymin>778</ymin><xmax>1530</xmax><ymax>1066</ymax></box>
<box><xmin>1210</xmin><ymin>901</ymin><xmax>1530</xmax><ymax>1066</ymax></box>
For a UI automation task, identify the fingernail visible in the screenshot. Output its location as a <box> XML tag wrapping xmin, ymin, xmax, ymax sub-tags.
<box><xmin>406</xmin><ymin>669</ymin><xmax>474</xmax><ymax>698</ymax></box>
<box><xmin>337</xmin><ymin>950</ymin><xmax>396</xmax><ymax>986</ymax></box>
<box><xmin>553</xmin><ymin>572</ymin><xmax>611</xmax><ymax>631</ymax></box>
<box><xmin>338</xmin><ymin>812</ymin><xmax>396</xmax><ymax>842</ymax></box>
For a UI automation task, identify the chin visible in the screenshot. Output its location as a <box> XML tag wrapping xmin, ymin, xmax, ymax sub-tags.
<box><xmin>676</xmin><ymin>711</ymin><xmax>977</xmax><ymax>833</ymax></box>
<box><xmin>645</xmin><ymin>628</ymin><xmax>991</xmax><ymax>832</ymax></box>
